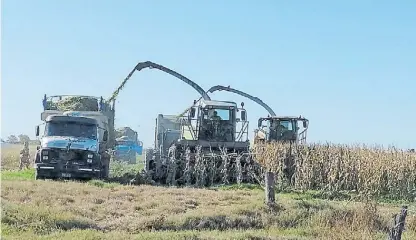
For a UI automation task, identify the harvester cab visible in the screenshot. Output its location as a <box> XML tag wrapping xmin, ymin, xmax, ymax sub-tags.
<box><xmin>256</xmin><ymin>116</ymin><xmax>309</xmax><ymax>144</ymax></box>
<box><xmin>182</xmin><ymin>99</ymin><xmax>249</xmax><ymax>146</ymax></box>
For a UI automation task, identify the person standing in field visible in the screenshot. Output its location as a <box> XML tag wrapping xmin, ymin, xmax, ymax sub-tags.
<box><xmin>19</xmin><ymin>141</ymin><xmax>31</xmax><ymax>170</ymax></box>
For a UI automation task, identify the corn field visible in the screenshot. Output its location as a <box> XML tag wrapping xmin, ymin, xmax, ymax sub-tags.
<box><xmin>252</xmin><ymin>142</ymin><xmax>416</xmax><ymax>200</ymax></box>
<box><xmin>143</xmin><ymin>142</ymin><xmax>416</xmax><ymax>200</ymax></box>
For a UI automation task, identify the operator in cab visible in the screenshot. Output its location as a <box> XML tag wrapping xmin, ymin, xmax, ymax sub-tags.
<box><xmin>210</xmin><ymin>110</ymin><xmax>222</xmax><ymax>121</ymax></box>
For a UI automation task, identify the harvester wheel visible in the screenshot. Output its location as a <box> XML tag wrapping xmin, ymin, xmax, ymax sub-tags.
<box><xmin>144</xmin><ymin>148</ymin><xmax>155</xmax><ymax>171</ymax></box>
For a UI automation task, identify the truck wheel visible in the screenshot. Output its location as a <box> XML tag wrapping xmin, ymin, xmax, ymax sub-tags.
<box><xmin>35</xmin><ymin>151</ymin><xmax>41</xmax><ymax>163</ymax></box>
<box><xmin>35</xmin><ymin>170</ymin><xmax>44</xmax><ymax>180</ymax></box>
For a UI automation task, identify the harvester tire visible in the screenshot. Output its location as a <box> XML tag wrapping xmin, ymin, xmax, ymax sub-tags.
<box><xmin>144</xmin><ymin>148</ymin><xmax>155</xmax><ymax>172</ymax></box>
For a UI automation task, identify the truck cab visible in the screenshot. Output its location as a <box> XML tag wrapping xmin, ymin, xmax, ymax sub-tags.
<box><xmin>35</xmin><ymin>94</ymin><xmax>114</xmax><ymax>180</ymax></box>
<box><xmin>35</xmin><ymin>115</ymin><xmax>108</xmax><ymax>180</ymax></box>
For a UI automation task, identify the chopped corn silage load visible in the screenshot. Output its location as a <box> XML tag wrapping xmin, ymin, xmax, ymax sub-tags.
<box><xmin>46</xmin><ymin>96</ymin><xmax>99</xmax><ymax>111</ymax></box>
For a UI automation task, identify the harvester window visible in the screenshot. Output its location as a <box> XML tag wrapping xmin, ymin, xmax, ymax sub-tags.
<box><xmin>209</xmin><ymin>109</ymin><xmax>230</xmax><ymax>121</ymax></box>
<box><xmin>278</xmin><ymin>120</ymin><xmax>294</xmax><ymax>131</ymax></box>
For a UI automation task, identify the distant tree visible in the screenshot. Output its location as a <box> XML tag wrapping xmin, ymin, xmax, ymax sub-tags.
<box><xmin>18</xmin><ymin>134</ymin><xmax>31</xmax><ymax>143</ymax></box>
<box><xmin>7</xmin><ymin>135</ymin><xmax>19</xmax><ymax>144</ymax></box>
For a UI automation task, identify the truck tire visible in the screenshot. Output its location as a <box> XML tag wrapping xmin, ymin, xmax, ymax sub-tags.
<box><xmin>35</xmin><ymin>151</ymin><xmax>41</xmax><ymax>163</ymax></box>
<box><xmin>100</xmin><ymin>153</ymin><xmax>110</xmax><ymax>180</ymax></box>
<box><xmin>35</xmin><ymin>170</ymin><xmax>44</xmax><ymax>180</ymax></box>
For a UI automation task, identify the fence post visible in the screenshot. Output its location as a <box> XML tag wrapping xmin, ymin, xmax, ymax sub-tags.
<box><xmin>264</xmin><ymin>171</ymin><xmax>275</xmax><ymax>206</ymax></box>
<box><xmin>388</xmin><ymin>206</ymin><xmax>408</xmax><ymax>240</ymax></box>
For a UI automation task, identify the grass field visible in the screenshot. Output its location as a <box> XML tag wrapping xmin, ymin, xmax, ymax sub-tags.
<box><xmin>1</xmin><ymin>144</ymin><xmax>416</xmax><ymax>240</ymax></box>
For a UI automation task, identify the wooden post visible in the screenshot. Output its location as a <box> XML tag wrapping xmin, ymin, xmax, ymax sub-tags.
<box><xmin>388</xmin><ymin>206</ymin><xmax>408</xmax><ymax>240</ymax></box>
<box><xmin>265</xmin><ymin>171</ymin><xmax>275</xmax><ymax>206</ymax></box>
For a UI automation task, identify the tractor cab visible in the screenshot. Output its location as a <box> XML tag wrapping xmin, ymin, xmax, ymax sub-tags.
<box><xmin>257</xmin><ymin>116</ymin><xmax>309</xmax><ymax>144</ymax></box>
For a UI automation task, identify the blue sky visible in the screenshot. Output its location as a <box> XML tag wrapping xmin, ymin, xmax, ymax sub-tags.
<box><xmin>2</xmin><ymin>0</ymin><xmax>415</xmax><ymax>148</ymax></box>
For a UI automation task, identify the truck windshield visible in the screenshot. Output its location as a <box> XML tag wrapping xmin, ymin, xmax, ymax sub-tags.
<box><xmin>45</xmin><ymin>122</ymin><xmax>97</xmax><ymax>139</ymax></box>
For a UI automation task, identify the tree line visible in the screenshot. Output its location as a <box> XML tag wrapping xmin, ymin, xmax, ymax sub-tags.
<box><xmin>1</xmin><ymin>135</ymin><xmax>40</xmax><ymax>145</ymax></box>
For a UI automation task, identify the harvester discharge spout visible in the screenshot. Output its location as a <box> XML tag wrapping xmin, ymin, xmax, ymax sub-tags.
<box><xmin>108</xmin><ymin>61</ymin><xmax>211</xmax><ymax>103</ymax></box>
<box><xmin>207</xmin><ymin>85</ymin><xmax>276</xmax><ymax>117</ymax></box>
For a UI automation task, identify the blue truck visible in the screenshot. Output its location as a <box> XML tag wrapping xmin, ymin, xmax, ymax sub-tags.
<box><xmin>114</xmin><ymin>127</ymin><xmax>143</xmax><ymax>164</ymax></box>
<box><xmin>34</xmin><ymin>95</ymin><xmax>115</xmax><ymax>180</ymax></box>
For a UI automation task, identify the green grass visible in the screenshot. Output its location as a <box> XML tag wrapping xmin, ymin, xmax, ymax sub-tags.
<box><xmin>109</xmin><ymin>160</ymin><xmax>144</xmax><ymax>178</ymax></box>
<box><xmin>1</xmin><ymin>169</ymin><xmax>35</xmax><ymax>181</ymax></box>
<box><xmin>0</xmin><ymin>161</ymin><xmax>144</xmax><ymax>182</ymax></box>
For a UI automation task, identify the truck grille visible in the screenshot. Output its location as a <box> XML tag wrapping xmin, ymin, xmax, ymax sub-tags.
<box><xmin>46</xmin><ymin>149</ymin><xmax>88</xmax><ymax>162</ymax></box>
<box><xmin>58</xmin><ymin>151</ymin><xmax>78</xmax><ymax>161</ymax></box>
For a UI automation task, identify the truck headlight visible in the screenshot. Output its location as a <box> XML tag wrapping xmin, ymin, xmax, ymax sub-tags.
<box><xmin>87</xmin><ymin>154</ymin><xmax>93</xmax><ymax>159</ymax></box>
<box><xmin>42</xmin><ymin>156</ymin><xmax>48</xmax><ymax>160</ymax></box>
<box><xmin>87</xmin><ymin>159</ymin><xmax>93</xmax><ymax>163</ymax></box>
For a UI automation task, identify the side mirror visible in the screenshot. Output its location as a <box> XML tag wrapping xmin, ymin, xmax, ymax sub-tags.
<box><xmin>258</xmin><ymin>119</ymin><xmax>263</xmax><ymax>128</ymax></box>
<box><xmin>190</xmin><ymin>107</ymin><xmax>196</xmax><ymax>118</ymax></box>
<box><xmin>103</xmin><ymin>130</ymin><xmax>108</xmax><ymax>141</ymax></box>
<box><xmin>36</xmin><ymin>146</ymin><xmax>40</xmax><ymax>150</ymax></box>
<box><xmin>35</xmin><ymin>125</ymin><xmax>40</xmax><ymax>137</ymax></box>
<box><xmin>303</xmin><ymin>121</ymin><xmax>308</xmax><ymax>128</ymax></box>
<box><xmin>241</xmin><ymin>110</ymin><xmax>246</xmax><ymax>121</ymax></box>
